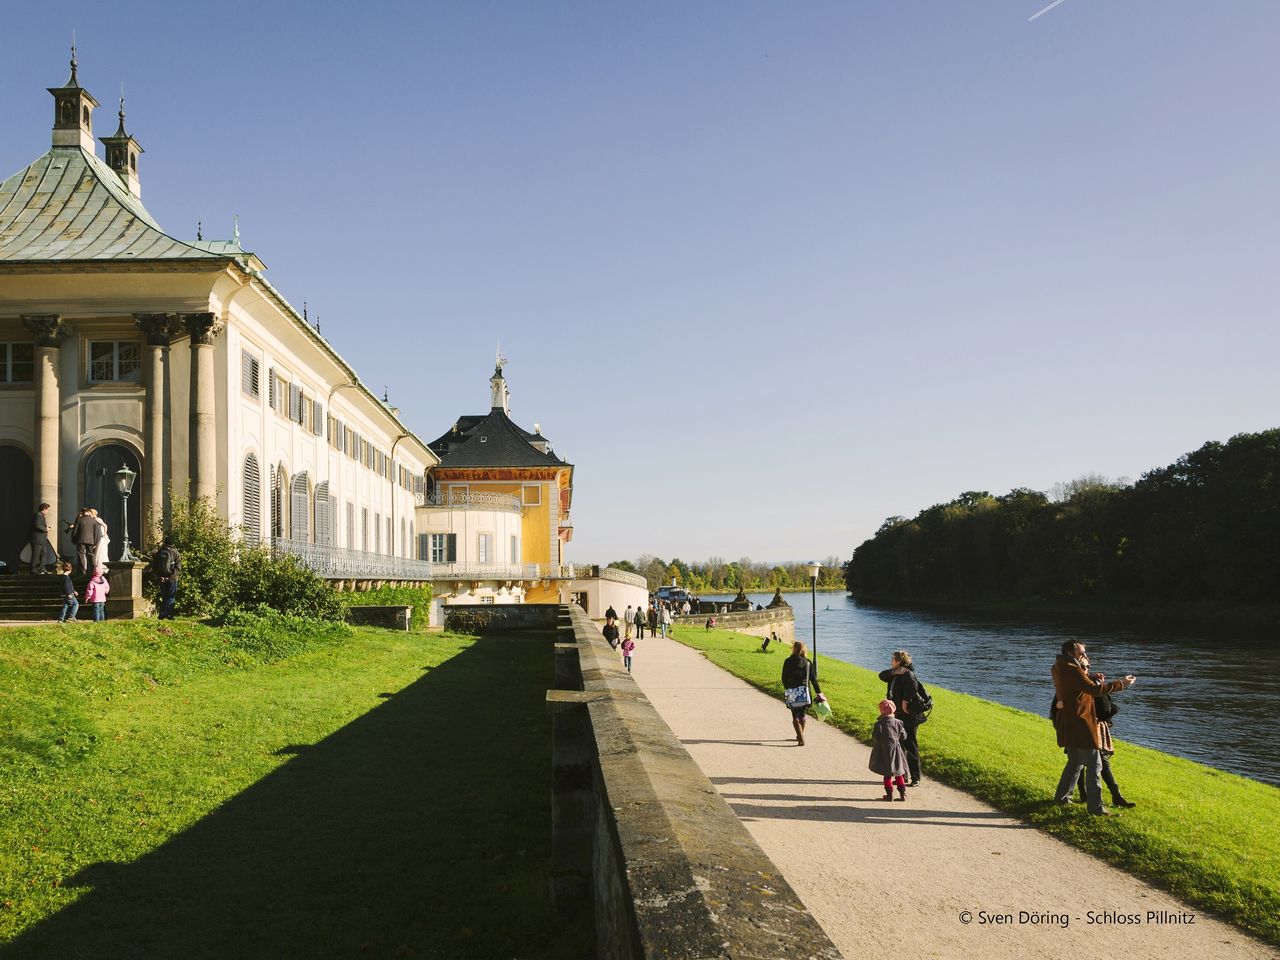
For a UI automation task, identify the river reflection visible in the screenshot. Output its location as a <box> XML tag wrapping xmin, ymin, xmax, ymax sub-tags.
<box><xmin>700</xmin><ymin>592</ymin><xmax>1280</xmax><ymax>787</ymax></box>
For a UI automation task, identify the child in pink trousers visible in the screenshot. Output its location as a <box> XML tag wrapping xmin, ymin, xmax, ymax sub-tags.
<box><xmin>621</xmin><ymin>636</ymin><xmax>636</xmax><ymax>673</ymax></box>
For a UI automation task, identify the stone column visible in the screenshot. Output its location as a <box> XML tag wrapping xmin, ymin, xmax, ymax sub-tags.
<box><xmin>182</xmin><ymin>312</ymin><xmax>222</xmax><ymax>502</ymax></box>
<box><xmin>135</xmin><ymin>314</ymin><xmax>179</xmax><ymax>540</ymax></box>
<box><xmin>21</xmin><ymin>314</ymin><xmax>71</xmax><ymax>530</ymax></box>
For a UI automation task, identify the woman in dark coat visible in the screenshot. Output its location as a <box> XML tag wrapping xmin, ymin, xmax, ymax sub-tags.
<box><xmin>868</xmin><ymin>699</ymin><xmax>909</xmax><ymax>801</ymax></box>
<box><xmin>781</xmin><ymin>641</ymin><xmax>822</xmax><ymax>746</ymax></box>
<box><xmin>879</xmin><ymin>650</ymin><xmax>923</xmax><ymax>786</ymax></box>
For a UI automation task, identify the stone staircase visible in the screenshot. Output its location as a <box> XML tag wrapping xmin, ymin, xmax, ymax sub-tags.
<box><xmin>0</xmin><ymin>572</ymin><xmax>76</xmax><ymax>621</ymax></box>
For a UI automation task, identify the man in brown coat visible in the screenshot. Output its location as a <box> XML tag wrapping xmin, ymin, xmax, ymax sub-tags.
<box><xmin>1052</xmin><ymin>640</ymin><xmax>1135</xmax><ymax>815</ymax></box>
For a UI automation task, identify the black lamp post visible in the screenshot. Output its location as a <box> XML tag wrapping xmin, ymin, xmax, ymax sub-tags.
<box><xmin>114</xmin><ymin>463</ymin><xmax>137</xmax><ymax>562</ymax></box>
<box><xmin>804</xmin><ymin>560</ymin><xmax>821</xmax><ymax>668</ymax></box>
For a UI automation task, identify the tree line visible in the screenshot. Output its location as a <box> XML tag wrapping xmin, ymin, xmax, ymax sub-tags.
<box><xmin>608</xmin><ymin>555</ymin><xmax>847</xmax><ymax>594</ymax></box>
<box><xmin>843</xmin><ymin>428</ymin><xmax>1280</xmax><ymax>607</ymax></box>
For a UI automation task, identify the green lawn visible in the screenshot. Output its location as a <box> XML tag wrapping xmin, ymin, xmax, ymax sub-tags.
<box><xmin>0</xmin><ymin>618</ymin><xmax>590</xmax><ymax>959</ymax></box>
<box><xmin>671</xmin><ymin>625</ymin><xmax>1280</xmax><ymax>947</ymax></box>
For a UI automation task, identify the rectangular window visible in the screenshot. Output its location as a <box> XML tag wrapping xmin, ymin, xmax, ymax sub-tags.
<box><xmin>522</xmin><ymin>484</ymin><xmax>542</xmax><ymax>506</ymax></box>
<box><xmin>362</xmin><ymin>508</ymin><xmax>369</xmax><ymax>552</ymax></box>
<box><xmin>478</xmin><ymin>533</ymin><xmax>492</xmax><ymax>564</ymax></box>
<box><xmin>346</xmin><ymin>502</ymin><xmax>355</xmax><ymax>548</ymax></box>
<box><xmin>374</xmin><ymin>513</ymin><xmax>381</xmax><ymax>554</ymax></box>
<box><xmin>241</xmin><ymin>350</ymin><xmax>260</xmax><ymax>397</ymax></box>
<box><xmin>386</xmin><ymin>517</ymin><xmax>393</xmax><ymax>555</ymax></box>
<box><xmin>510</xmin><ymin>535</ymin><xmax>519</xmax><ymax>564</ymax></box>
<box><xmin>429</xmin><ymin>533</ymin><xmax>446</xmax><ymax>563</ymax></box>
<box><xmin>1</xmin><ymin>343</ymin><xmax>34</xmax><ymax>383</ymax></box>
<box><xmin>88</xmin><ymin>341</ymin><xmax>141</xmax><ymax>382</ymax></box>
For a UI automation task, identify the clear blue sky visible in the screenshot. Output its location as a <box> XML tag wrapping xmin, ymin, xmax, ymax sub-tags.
<box><xmin>4</xmin><ymin>1</ymin><xmax>1277</xmax><ymax>566</ymax></box>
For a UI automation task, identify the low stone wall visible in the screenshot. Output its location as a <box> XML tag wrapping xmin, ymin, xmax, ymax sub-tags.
<box><xmin>548</xmin><ymin>604</ymin><xmax>841</xmax><ymax>959</ymax></box>
<box><xmin>443</xmin><ymin>602</ymin><xmax>561</xmax><ymax>634</ymax></box>
<box><xmin>345</xmin><ymin>605</ymin><xmax>412</xmax><ymax>630</ymax></box>
<box><xmin>673</xmin><ymin>606</ymin><xmax>795</xmax><ymax>646</ymax></box>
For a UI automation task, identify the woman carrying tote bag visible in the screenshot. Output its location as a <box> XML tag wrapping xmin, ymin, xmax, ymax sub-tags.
<box><xmin>781</xmin><ymin>641</ymin><xmax>822</xmax><ymax>746</ymax></box>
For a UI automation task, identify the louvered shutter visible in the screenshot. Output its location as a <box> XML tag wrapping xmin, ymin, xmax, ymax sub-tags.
<box><xmin>290</xmin><ymin>473</ymin><xmax>310</xmax><ymax>541</ymax></box>
<box><xmin>243</xmin><ymin>453</ymin><xmax>261</xmax><ymax>544</ymax></box>
<box><xmin>446</xmin><ymin>533</ymin><xmax>457</xmax><ymax>562</ymax></box>
<box><xmin>312</xmin><ymin>400</ymin><xmax>323</xmax><ymax>436</ymax></box>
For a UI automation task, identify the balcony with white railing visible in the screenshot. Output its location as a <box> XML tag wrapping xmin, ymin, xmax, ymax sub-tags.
<box><xmin>415</xmin><ymin>490</ymin><xmax>522</xmax><ymax>512</ymax></box>
<box><xmin>272</xmin><ymin>537</ymin><xmax>584</xmax><ymax>583</ymax></box>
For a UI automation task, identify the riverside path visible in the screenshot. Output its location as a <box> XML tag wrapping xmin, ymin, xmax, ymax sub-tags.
<box><xmin>626</xmin><ymin>633</ymin><xmax>1278</xmax><ymax>960</ymax></box>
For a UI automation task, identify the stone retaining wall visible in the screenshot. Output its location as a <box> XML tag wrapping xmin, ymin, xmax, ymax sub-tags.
<box><xmin>674</xmin><ymin>605</ymin><xmax>796</xmax><ymax>646</ymax></box>
<box><xmin>548</xmin><ymin>604</ymin><xmax>841</xmax><ymax>959</ymax></box>
<box><xmin>443</xmin><ymin>603</ymin><xmax>562</xmax><ymax>634</ymax></box>
<box><xmin>345</xmin><ymin>605</ymin><xmax>412</xmax><ymax>630</ymax></box>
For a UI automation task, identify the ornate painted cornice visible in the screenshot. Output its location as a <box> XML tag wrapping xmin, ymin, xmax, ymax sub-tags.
<box><xmin>134</xmin><ymin>312</ymin><xmax>183</xmax><ymax>346</ymax></box>
<box><xmin>20</xmin><ymin>314</ymin><xmax>72</xmax><ymax>347</ymax></box>
<box><xmin>181</xmin><ymin>311</ymin><xmax>222</xmax><ymax>345</ymax></box>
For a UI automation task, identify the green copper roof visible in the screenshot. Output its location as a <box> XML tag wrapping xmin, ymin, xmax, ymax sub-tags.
<box><xmin>0</xmin><ymin>146</ymin><xmax>224</xmax><ymax>262</ymax></box>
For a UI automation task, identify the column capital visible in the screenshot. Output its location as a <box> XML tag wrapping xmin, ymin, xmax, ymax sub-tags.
<box><xmin>21</xmin><ymin>314</ymin><xmax>72</xmax><ymax>347</ymax></box>
<box><xmin>134</xmin><ymin>313</ymin><xmax>183</xmax><ymax>346</ymax></box>
<box><xmin>181</xmin><ymin>312</ymin><xmax>223</xmax><ymax>346</ymax></box>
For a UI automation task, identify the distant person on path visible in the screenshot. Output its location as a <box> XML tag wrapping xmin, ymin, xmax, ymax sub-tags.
<box><xmin>634</xmin><ymin>606</ymin><xmax>646</xmax><ymax>639</ymax></box>
<box><xmin>152</xmin><ymin>538</ymin><xmax>181</xmax><ymax>620</ymax></box>
<box><xmin>72</xmin><ymin>507</ymin><xmax>100</xmax><ymax>575</ymax></box>
<box><xmin>602</xmin><ymin>616</ymin><xmax>620</xmax><ymax>649</ymax></box>
<box><xmin>621</xmin><ymin>636</ymin><xmax>635</xmax><ymax>673</ymax></box>
<box><xmin>84</xmin><ymin>565</ymin><xmax>110</xmax><ymax>621</ymax></box>
<box><xmin>869</xmin><ymin>699</ymin><xmax>909</xmax><ymax>801</ymax></box>
<box><xmin>1052</xmin><ymin>641</ymin><xmax>1135</xmax><ymax>815</ymax></box>
<box><xmin>782</xmin><ymin>640</ymin><xmax>822</xmax><ymax>746</ymax></box>
<box><xmin>623</xmin><ymin>605</ymin><xmax>634</xmax><ymax>639</ymax></box>
<box><xmin>27</xmin><ymin>503</ymin><xmax>56</xmax><ymax>574</ymax></box>
<box><xmin>659</xmin><ymin>603</ymin><xmax>671</xmax><ymax>638</ymax></box>
<box><xmin>879</xmin><ymin>651</ymin><xmax>925</xmax><ymax>787</ymax></box>
<box><xmin>647</xmin><ymin>604</ymin><xmax>658</xmax><ymax>638</ymax></box>
<box><xmin>58</xmin><ymin>562</ymin><xmax>79</xmax><ymax>622</ymax></box>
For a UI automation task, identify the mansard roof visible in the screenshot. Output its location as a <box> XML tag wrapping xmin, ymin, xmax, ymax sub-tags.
<box><xmin>0</xmin><ymin>146</ymin><xmax>233</xmax><ymax>263</ymax></box>
<box><xmin>429</xmin><ymin>406</ymin><xmax>568</xmax><ymax>469</ymax></box>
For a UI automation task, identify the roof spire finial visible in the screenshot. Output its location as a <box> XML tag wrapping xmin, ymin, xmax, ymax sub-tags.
<box><xmin>69</xmin><ymin>32</ymin><xmax>78</xmax><ymax>85</ymax></box>
<box><xmin>383</xmin><ymin>385</ymin><xmax>390</xmax><ymax>403</ymax></box>
<box><xmin>495</xmin><ymin>342</ymin><xmax>506</xmax><ymax>375</ymax></box>
<box><xmin>303</xmin><ymin>300</ymin><xmax>308</xmax><ymax>322</ymax></box>
<box><xmin>118</xmin><ymin>82</ymin><xmax>125</xmax><ymax>125</ymax></box>
<box><xmin>233</xmin><ymin>214</ymin><xmax>240</xmax><ymax>245</ymax></box>
<box><xmin>196</xmin><ymin>220</ymin><xmax>203</xmax><ymax>240</ymax></box>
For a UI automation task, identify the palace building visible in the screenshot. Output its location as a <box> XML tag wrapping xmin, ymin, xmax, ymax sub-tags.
<box><xmin>0</xmin><ymin>54</ymin><xmax>434</xmax><ymax>571</ymax></box>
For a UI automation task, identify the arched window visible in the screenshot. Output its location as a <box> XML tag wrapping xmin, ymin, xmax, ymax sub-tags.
<box><xmin>315</xmin><ymin>481</ymin><xmax>331</xmax><ymax>546</ymax></box>
<box><xmin>290</xmin><ymin>472</ymin><xmax>311</xmax><ymax>542</ymax></box>
<box><xmin>243</xmin><ymin>453</ymin><xmax>261</xmax><ymax>545</ymax></box>
<box><xmin>271</xmin><ymin>465</ymin><xmax>288</xmax><ymax>541</ymax></box>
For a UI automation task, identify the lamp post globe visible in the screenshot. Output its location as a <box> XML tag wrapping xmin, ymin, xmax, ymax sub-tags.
<box><xmin>804</xmin><ymin>561</ymin><xmax>821</xmax><ymax>667</ymax></box>
<box><xmin>114</xmin><ymin>463</ymin><xmax>137</xmax><ymax>562</ymax></box>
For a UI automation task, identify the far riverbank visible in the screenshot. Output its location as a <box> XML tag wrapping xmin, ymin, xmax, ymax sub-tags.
<box><xmin>851</xmin><ymin>593</ymin><xmax>1280</xmax><ymax>638</ymax></box>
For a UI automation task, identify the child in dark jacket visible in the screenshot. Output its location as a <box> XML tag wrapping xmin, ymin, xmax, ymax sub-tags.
<box><xmin>868</xmin><ymin>699</ymin><xmax>909</xmax><ymax>801</ymax></box>
<box><xmin>58</xmin><ymin>562</ymin><xmax>79</xmax><ymax>622</ymax></box>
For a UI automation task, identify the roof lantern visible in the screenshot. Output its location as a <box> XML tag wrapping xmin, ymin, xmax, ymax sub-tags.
<box><xmin>99</xmin><ymin>88</ymin><xmax>144</xmax><ymax>198</ymax></box>
<box><xmin>48</xmin><ymin>40</ymin><xmax>99</xmax><ymax>151</ymax></box>
<box><xmin>490</xmin><ymin>349</ymin><xmax>510</xmax><ymax>413</ymax></box>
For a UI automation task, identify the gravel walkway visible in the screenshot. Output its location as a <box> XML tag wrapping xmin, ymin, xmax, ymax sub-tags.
<box><xmin>626</xmin><ymin>633</ymin><xmax>1278</xmax><ymax>960</ymax></box>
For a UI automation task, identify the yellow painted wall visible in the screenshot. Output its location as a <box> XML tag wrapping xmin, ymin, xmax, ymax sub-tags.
<box><xmin>524</xmin><ymin>582</ymin><xmax>561</xmax><ymax>603</ymax></box>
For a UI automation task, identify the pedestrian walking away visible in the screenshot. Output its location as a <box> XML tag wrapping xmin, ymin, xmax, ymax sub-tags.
<box><xmin>659</xmin><ymin>602</ymin><xmax>672</xmax><ymax>638</ymax></box>
<box><xmin>602</xmin><ymin>616</ymin><xmax>620</xmax><ymax>649</ymax></box>
<box><xmin>1052</xmin><ymin>641</ymin><xmax>1135</xmax><ymax>815</ymax></box>
<box><xmin>622</xmin><ymin>636</ymin><xmax>636</xmax><ymax>673</ymax></box>
<box><xmin>605</xmin><ymin>604</ymin><xmax>618</xmax><ymax>621</ymax></box>
<box><xmin>868</xmin><ymin>699</ymin><xmax>910</xmax><ymax>801</ymax></box>
<box><xmin>84</xmin><ymin>565</ymin><xmax>110</xmax><ymax>621</ymax></box>
<box><xmin>781</xmin><ymin>641</ymin><xmax>823</xmax><ymax>746</ymax></box>
<box><xmin>25</xmin><ymin>502</ymin><xmax>56</xmax><ymax>574</ymax></box>
<box><xmin>90</xmin><ymin>508</ymin><xmax>110</xmax><ymax>571</ymax></box>
<box><xmin>58</xmin><ymin>561</ymin><xmax>79</xmax><ymax>622</ymax></box>
<box><xmin>634</xmin><ymin>605</ymin><xmax>646</xmax><ymax>639</ymax></box>
<box><xmin>879</xmin><ymin>650</ymin><xmax>925</xmax><ymax>786</ymax></box>
<box><xmin>623</xmin><ymin>604</ymin><xmax>634</xmax><ymax>639</ymax></box>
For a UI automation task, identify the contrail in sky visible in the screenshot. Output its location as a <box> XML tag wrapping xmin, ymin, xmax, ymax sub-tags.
<box><xmin>1028</xmin><ymin>0</ymin><xmax>1071</xmax><ymax>21</ymax></box>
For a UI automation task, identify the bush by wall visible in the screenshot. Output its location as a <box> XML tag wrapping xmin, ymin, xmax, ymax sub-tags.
<box><xmin>343</xmin><ymin>584</ymin><xmax>433</xmax><ymax>630</ymax></box>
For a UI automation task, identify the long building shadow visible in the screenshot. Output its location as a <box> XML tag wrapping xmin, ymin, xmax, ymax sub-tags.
<box><xmin>2</xmin><ymin>633</ymin><xmax>583</xmax><ymax>960</ymax></box>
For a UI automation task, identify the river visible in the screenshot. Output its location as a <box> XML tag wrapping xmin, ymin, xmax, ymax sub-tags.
<box><xmin>699</xmin><ymin>591</ymin><xmax>1280</xmax><ymax>787</ymax></box>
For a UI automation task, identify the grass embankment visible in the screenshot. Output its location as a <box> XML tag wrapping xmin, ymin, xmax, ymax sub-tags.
<box><xmin>671</xmin><ymin>625</ymin><xmax>1280</xmax><ymax>947</ymax></box>
<box><xmin>0</xmin><ymin>618</ymin><xmax>589</xmax><ymax>958</ymax></box>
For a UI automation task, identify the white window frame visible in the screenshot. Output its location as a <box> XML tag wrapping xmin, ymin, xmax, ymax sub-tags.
<box><xmin>430</xmin><ymin>533</ymin><xmax>447</xmax><ymax>563</ymax></box>
<box><xmin>522</xmin><ymin>484</ymin><xmax>542</xmax><ymax>506</ymax></box>
<box><xmin>87</xmin><ymin>340</ymin><xmax>142</xmax><ymax>383</ymax></box>
<box><xmin>478</xmin><ymin>532</ymin><xmax>492</xmax><ymax>564</ymax></box>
